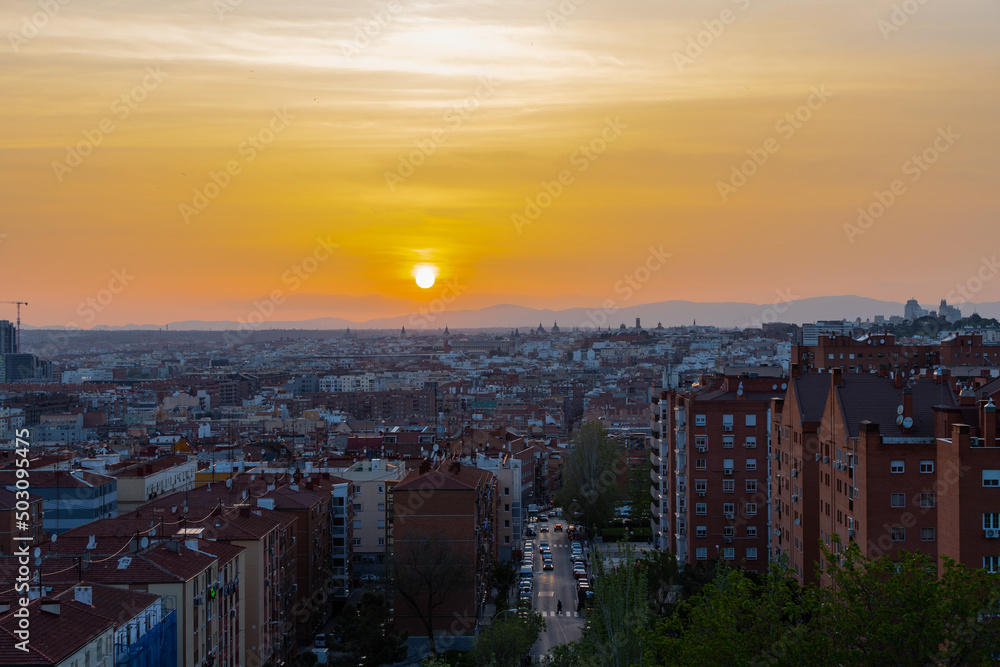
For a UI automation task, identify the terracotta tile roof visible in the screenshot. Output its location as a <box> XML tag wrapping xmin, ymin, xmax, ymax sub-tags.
<box><xmin>396</xmin><ymin>461</ymin><xmax>494</xmax><ymax>492</ymax></box>
<box><xmin>0</xmin><ymin>488</ymin><xmax>43</xmax><ymax>509</ymax></box>
<box><xmin>0</xmin><ymin>598</ymin><xmax>114</xmax><ymax>665</ymax></box>
<box><xmin>51</xmin><ymin>582</ymin><xmax>160</xmax><ymax>623</ymax></box>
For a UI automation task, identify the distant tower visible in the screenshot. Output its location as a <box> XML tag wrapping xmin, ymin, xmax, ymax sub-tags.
<box><xmin>635</xmin><ymin>317</ymin><xmax>641</xmax><ymax>330</ymax></box>
<box><xmin>400</xmin><ymin>326</ymin><xmax>406</xmax><ymax>335</ymax></box>
<box><xmin>0</xmin><ymin>320</ymin><xmax>15</xmax><ymax>354</ymax></box>
<box><xmin>444</xmin><ymin>325</ymin><xmax>450</xmax><ymax>336</ymax></box>
<box><xmin>551</xmin><ymin>322</ymin><xmax>560</xmax><ymax>333</ymax></box>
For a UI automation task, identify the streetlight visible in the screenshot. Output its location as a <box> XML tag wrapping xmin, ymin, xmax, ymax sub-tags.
<box><xmin>489</xmin><ymin>607</ymin><xmax>519</xmax><ymax>666</ymax></box>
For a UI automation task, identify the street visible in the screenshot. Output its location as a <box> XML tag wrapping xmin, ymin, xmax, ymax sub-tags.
<box><xmin>527</xmin><ymin>524</ymin><xmax>585</xmax><ymax>662</ymax></box>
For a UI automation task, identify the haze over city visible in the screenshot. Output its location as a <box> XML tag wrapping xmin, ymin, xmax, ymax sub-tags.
<box><xmin>2</xmin><ymin>0</ymin><xmax>999</xmax><ymax>327</ymax></box>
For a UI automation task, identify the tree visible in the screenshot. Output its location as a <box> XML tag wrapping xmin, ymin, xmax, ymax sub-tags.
<box><xmin>331</xmin><ymin>591</ymin><xmax>407</xmax><ymax>667</ymax></box>
<box><xmin>555</xmin><ymin>420</ymin><xmax>622</xmax><ymax>538</ymax></box>
<box><xmin>473</xmin><ymin>610</ymin><xmax>545</xmax><ymax>667</ymax></box>
<box><xmin>489</xmin><ymin>559</ymin><xmax>518</xmax><ymax>610</ymax></box>
<box><xmin>393</xmin><ymin>532</ymin><xmax>475</xmax><ymax>655</ymax></box>
<box><xmin>625</xmin><ymin>456</ymin><xmax>653</xmax><ymax>522</ymax></box>
<box><xmin>585</xmin><ymin>542</ymin><xmax>648</xmax><ymax>667</ymax></box>
<box><xmin>644</xmin><ymin>561</ymin><xmax>803</xmax><ymax>667</ymax></box>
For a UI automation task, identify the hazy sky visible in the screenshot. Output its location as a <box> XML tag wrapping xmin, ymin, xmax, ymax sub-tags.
<box><xmin>1</xmin><ymin>0</ymin><xmax>998</xmax><ymax>326</ymax></box>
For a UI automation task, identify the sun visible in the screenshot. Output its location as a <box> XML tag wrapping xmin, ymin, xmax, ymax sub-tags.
<box><xmin>414</xmin><ymin>264</ymin><xmax>437</xmax><ymax>289</ymax></box>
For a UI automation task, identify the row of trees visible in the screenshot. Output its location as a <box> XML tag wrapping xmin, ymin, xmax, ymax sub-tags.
<box><xmin>540</xmin><ymin>539</ymin><xmax>1000</xmax><ymax>667</ymax></box>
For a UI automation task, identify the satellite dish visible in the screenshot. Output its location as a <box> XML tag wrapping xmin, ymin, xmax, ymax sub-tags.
<box><xmin>772</xmin><ymin>384</ymin><xmax>778</xmax><ymax>390</ymax></box>
<box><xmin>33</xmin><ymin>547</ymin><xmax>41</xmax><ymax>557</ymax></box>
<box><xmin>896</xmin><ymin>416</ymin><xmax>904</xmax><ymax>426</ymax></box>
<box><xmin>897</xmin><ymin>406</ymin><xmax>904</xmax><ymax>415</ymax></box>
<box><xmin>226</xmin><ymin>479</ymin><xmax>233</xmax><ymax>488</ymax></box>
<box><xmin>251</xmin><ymin>475</ymin><xmax>255</xmax><ymax>481</ymax></box>
<box><xmin>51</xmin><ymin>534</ymin><xmax>57</xmax><ymax>543</ymax></box>
<box><xmin>737</xmin><ymin>389</ymin><xmax>744</xmax><ymax>396</ymax></box>
<box><xmin>781</xmin><ymin>383</ymin><xmax>787</xmax><ymax>390</ymax></box>
<box><xmin>903</xmin><ymin>417</ymin><xmax>913</xmax><ymax>429</ymax></box>
<box><xmin>140</xmin><ymin>537</ymin><xmax>149</xmax><ymax>548</ymax></box>
<box><xmin>149</xmin><ymin>528</ymin><xmax>156</xmax><ymax>537</ymax></box>
<box><xmin>432</xmin><ymin>444</ymin><xmax>439</xmax><ymax>452</ymax></box>
<box><xmin>35</xmin><ymin>557</ymin><xmax>42</xmax><ymax>567</ymax></box>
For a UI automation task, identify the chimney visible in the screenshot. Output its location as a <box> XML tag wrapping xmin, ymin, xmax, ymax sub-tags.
<box><xmin>73</xmin><ymin>585</ymin><xmax>93</xmax><ymax>606</ymax></box>
<box><xmin>166</xmin><ymin>540</ymin><xmax>180</xmax><ymax>553</ymax></box>
<box><xmin>40</xmin><ymin>602</ymin><xmax>61</xmax><ymax>615</ymax></box>
<box><xmin>984</xmin><ymin>398</ymin><xmax>997</xmax><ymax>447</ymax></box>
<box><xmin>893</xmin><ymin>372</ymin><xmax>903</xmax><ymax>389</ymax></box>
<box><xmin>789</xmin><ymin>363</ymin><xmax>799</xmax><ymax>380</ymax></box>
<box><xmin>832</xmin><ymin>367</ymin><xmax>843</xmax><ymax>387</ymax></box>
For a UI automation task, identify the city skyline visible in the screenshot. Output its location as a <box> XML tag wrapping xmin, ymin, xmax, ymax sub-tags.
<box><xmin>2</xmin><ymin>0</ymin><xmax>998</xmax><ymax>327</ymax></box>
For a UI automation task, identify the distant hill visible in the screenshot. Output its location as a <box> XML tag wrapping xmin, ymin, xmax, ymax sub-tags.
<box><xmin>20</xmin><ymin>297</ymin><xmax>1000</xmax><ymax>331</ymax></box>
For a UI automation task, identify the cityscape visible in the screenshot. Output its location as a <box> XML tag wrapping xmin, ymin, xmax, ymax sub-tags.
<box><xmin>2</xmin><ymin>0</ymin><xmax>1000</xmax><ymax>665</ymax></box>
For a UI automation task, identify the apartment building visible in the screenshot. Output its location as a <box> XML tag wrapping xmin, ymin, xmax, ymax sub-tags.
<box><xmin>340</xmin><ymin>459</ymin><xmax>406</xmax><ymax>578</ymax></box>
<box><xmin>651</xmin><ymin>374</ymin><xmax>785</xmax><ymax>571</ymax></box>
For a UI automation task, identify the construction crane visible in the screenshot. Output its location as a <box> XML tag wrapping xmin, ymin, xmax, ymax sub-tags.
<box><xmin>1</xmin><ymin>301</ymin><xmax>28</xmax><ymax>352</ymax></box>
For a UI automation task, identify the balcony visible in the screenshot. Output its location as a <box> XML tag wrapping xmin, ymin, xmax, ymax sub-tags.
<box><xmin>650</xmin><ymin>467</ymin><xmax>660</xmax><ymax>484</ymax></box>
<box><xmin>651</xmin><ymin>451</ymin><xmax>661</xmax><ymax>467</ymax></box>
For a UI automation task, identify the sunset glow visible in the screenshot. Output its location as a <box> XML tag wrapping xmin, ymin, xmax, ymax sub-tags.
<box><xmin>0</xmin><ymin>0</ymin><xmax>997</xmax><ymax>327</ymax></box>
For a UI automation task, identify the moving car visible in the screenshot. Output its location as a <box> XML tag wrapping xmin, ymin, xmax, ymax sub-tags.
<box><xmin>543</xmin><ymin>560</ymin><xmax>553</xmax><ymax>571</ymax></box>
<box><xmin>540</xmin><ymin>525</ymin><xmax>549</xmax><ymax>533</ymax></box>
<box><xmin>539</xmin><ymin>541</ymin><xmax>550</xmax><ymax>552</ymax></box>
<box><xmin>554</xmin><ymin>523</ymin><xmax>563</xmax><ymax>532</ymax></box>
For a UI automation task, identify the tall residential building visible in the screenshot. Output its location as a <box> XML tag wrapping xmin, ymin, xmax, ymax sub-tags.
<box><xmin>0</xmin><ymin>320</ymin><xmax>15</xmax><ymax>354</ymax></box>
<box><xmin>340</xmin><ymin>458</ymin><xmax>406</xmax><ymax>577</ymax></box>
<box><xmin>904</xmin><ymin>298</ymin><xmax>929</xmax><ymax>321</ymax></box>
<box><xmin>651</xmin><ymin>374</ymin><xmax>785</xmax><ymax>571</ymax></box>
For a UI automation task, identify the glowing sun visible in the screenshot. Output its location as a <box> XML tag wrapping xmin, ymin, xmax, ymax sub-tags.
<box><xmin>414</xmin><ymin>265</ymin><xmax>437</xmax><ymax>289</ymax></box>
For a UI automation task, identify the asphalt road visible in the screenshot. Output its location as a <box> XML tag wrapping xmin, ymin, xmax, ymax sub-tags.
<box><xmin>527</xmin><ymin>524</ymin><xmax>585</xmax><ymax>661</ymax></box>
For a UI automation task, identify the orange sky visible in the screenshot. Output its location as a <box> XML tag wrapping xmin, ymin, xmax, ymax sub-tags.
<box><xmin>1</xmin><ymin>0</ymin><xmax>998</xmax><ymax>327</ymax></box>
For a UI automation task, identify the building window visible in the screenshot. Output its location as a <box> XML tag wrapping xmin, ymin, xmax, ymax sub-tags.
<box><xmin>919</xmin><ymin>460</ymin><xmax>934</xmax><ymax>474</ymax></box>
<box><xmin>696</xmin><ymin>547</ymin><xmax>708</xmax><ymax>560</ymax></box>
<box><xmin>745</xmin><ymin>458</ymin><xmax>757</xmax><ymax>472</ymax></box>
<box><xmin>377</xmin><ymin>520</ymin><xmax>385</xmax><ymax>529</ymax></box>
<box><xmin>695</xmin><ymin>458</ymin><xmax>707</xmax><ymax>470</ymax></box>
<box><xmin>695</xmin><ymin>414</ymin><xmax>706</xmax><ymax>426</ymax></box>
<box><xmin>745</xmin><ymin>436</ymin><xmax>756</xmax><ymax>448</ymax></box>
<box><xmin>985</xmin><ymin>556</ymin><xmax>1000</xmax><ymax>573</ymax></box>
<box><xmin>984</xmin><ymin>513</ymin><xmax>1000</xmax><ymax>530</ymax></box>
<box><xmin>746</xmin><ymin>503</ymin><xmax>757</xmax><ymax>516</ymax></box>
<box><xmin>696</xmin><ymin>525</ymin><xmax>707</xmax><ymax>537</ymax></box>
<box><xmin>723</xmin><ymin>436</ymin><xmax>734</xmax><ymax>448</ymax></box>
<box><xmin>378</xmin><ymin>485</ymin><xmax>385</xmax><ymax>493</ymax></box>
<box><xmin>378</xmin><ymin>537</ymin><xmax>385</xmax><ymax>546</ymax></box>
<box><xmin>723</xmin><ymin>502</ymin><xmax>735</xmax><ymax>517</ymax></box>
<box><xmin>377</xmin><ymin>503</ymin><xmax>385</xmax><ymax>511</ymax></box>
<box><xmin>695</xmin><ymin>479</ymin><xmax>707</xmax><ymax>493</ymax></box>
<box><xmin>920</xmin><ymin>493</ymin><xmax>935</xmax><ymax>508</ymax></box>
<box><xmin>745</xmin><ymin>415</ymin><xmax>756</xmax><ymax>427</ymax></box>
<box><xmin>353</xmin><ymin>520</ymin><xmax>362</xmax><ymax>530</ymax></box>
<box><xmin>984</xmin><ymin>470</ymin><xmax>1000</xmax><ymax>487</ymax></box>
<box><xmin>722</xmin><ymin>480</ymin><xmax>735</xmax><ymax>493</ymax></box>
<box><xmin>891</xmin><ymin>493</ymin><xmax>905</xmax><ymax>508</ymax></box>
<box><xmin>745</xmin><ymin>480</ymin><xmax>757</xmax><ymax>493</ymax></box>
<box><xmin>891</xmin><ymin>526</ymin><xmax>906</xmax><ymax>541</ymax></box>
<box><xmin>746</xmin><ymin>526</ymin><xmax>757</xmax><ymax>538</ymax></box>
<box><xmin>504</xmin><ymin>520</ymin><xmax>510</xmax><ymax>528</ymax></box>
<box><xmin>353</xmin><ymin>538</ymin><xmax>362</xmax><ymax>546</ymax></box>
<box><xmin>723</xmin><ymin>547</ymin><xmax>734</xmax><ymax>560</ymax></box>
<box><xmin>695</xmin><ymin>503</ymin><xmax>707</xmax><ymax>515</ymax></box>
<box><xmin>353</xmin><ymin>503</ymin><xmax>363</xmax><ymax>512</ymax></box>
<box><xmin>353</xmin><ymin>485</ymin><xmax>361</xmax><ymax>494</ymax></box>
<box><xmin>746</xmin><ymin>547</ymin><xmax>758</xmax><ymax>560</ymax></box>
<box><xmin>890</xmin><ymin>460</ymin><xmax>904</xmax><ymax>474</ymax></box>
<box><xmin>723</xmin><ymin>458</ymin><xmax>734</xmax><ymax>471</ymax></box>
<box><xmin>921</xmin><ymin>527</ymin><xmax>935</xmax><ymax>541</ymax></box>
<box><xmin>695</xmin><ymin>435</ymin><xmax>707</xmax><ymax>448</ymax></box>
<box><xmin>504</xmin><ymin>487</ymin><xmax>510</xmax><ymax>495</ymax></box>
<box><xmin>504</xmin><ymin>503</ymin><xmax>510</xmax><ymax>512</ymax></box>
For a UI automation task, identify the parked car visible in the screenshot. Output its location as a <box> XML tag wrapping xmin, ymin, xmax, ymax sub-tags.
<box><xmin>314</xmin><ymin>634</ymin><xmax>327</xmax><ymax>648</ymax></box>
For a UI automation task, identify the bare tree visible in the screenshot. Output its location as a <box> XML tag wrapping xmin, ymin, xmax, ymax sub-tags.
<box><xmin>392</xmin><ymin>532</ymin><xmax>475</xmax><ymax>655</ymax></box>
